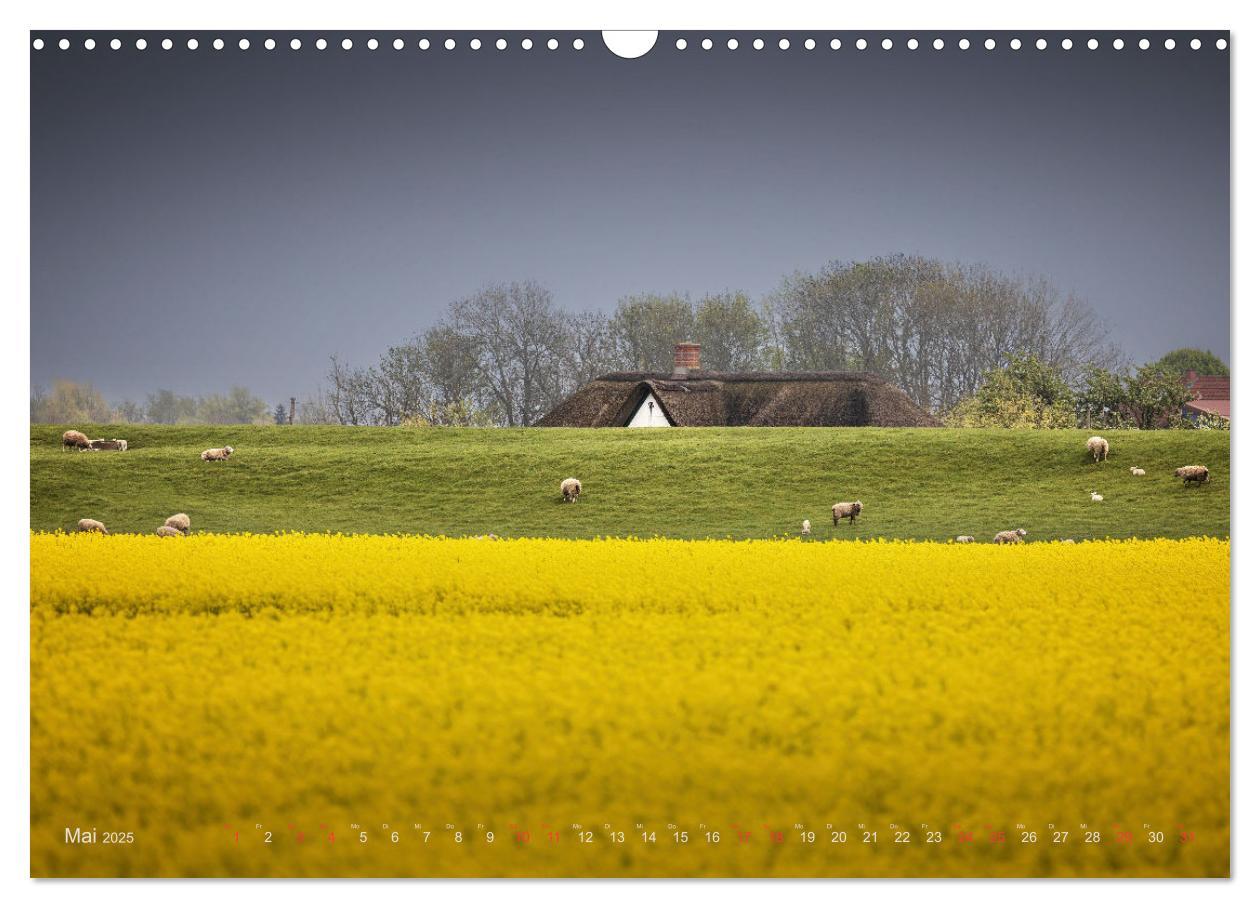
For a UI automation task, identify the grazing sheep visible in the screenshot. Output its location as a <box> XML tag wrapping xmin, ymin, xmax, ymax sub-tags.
<box><xmin>954</xmin><ymin>535</ymin><xmax>975</xmax><ymax>544</ymax></box>
<box><xmin>89</xmin><ymin>438</ymin><xmax>128</xmax><ymax>451</ymax></box>
<box><xmin>1086</xmin><ymin>435</ymin><xmax>1110</xmax><ymax>463</ymax></box>
<box><xmin>155</xmin><ymin>526</ymin><xmax>182</xmax><ymax>538</ymax></box>
<box><xmin>1174</xmin><ymin>465</ymin><xmax>1210</xmax><ymax>486</ymax></box>
<box><xmin>1061</xmin><ymin>539</ymin><xmax>1076</xmax><ymax>544</ymax></box>
<box><xmin>164</xmin><ymin>513</ymin><xmax>191</xmax><ymax>535</ymax></box>
<box><xmin>1130</xmin><ymin>467</ymin><xmax>1146</xmax><ymax>476</ymax></box>
<box><xmin>993</xmin><ymin>528</ymin><xmax>1028</xmax><ymax>544</ymax></box>
<box><xmin>801</xmin><ymin>519</ymin><xmax>812</xmax><ymax>537</ymax></box>
<box><xmin>560</xmin><ymin>477</ymin><xmax>582</xmax><ymax>503</ymax></box>
<box><xmin>1091</xmin><ymin>491</ymin><xmax>1104</xmax><ymax>502</ymax></box>
<box><xmin>831</xmin><ymin>501</ymin><xmax>863</xmax><ymax>526</ymax></box>
<box><xmin>76</xmin><ymin>518</ymin><xmax>108</xmax><ymax>534</ymax></box>
<box><xmin>61</xmin><ymin>430</ymin><xmax>91</xmax><ymax>451</ymax></box>
<box><xmin>201</xmin><ymin>445</ymin><xmax>234</xmax><ymax>462</ymax></box>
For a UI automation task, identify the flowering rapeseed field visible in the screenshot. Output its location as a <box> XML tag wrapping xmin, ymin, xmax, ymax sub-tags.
<box><xmin>30</xmin><ymin>534</ymin><xmax>1228</xmax><ymax>877</ymax></box>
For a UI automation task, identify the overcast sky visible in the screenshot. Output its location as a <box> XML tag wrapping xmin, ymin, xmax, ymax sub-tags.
<box><xmin>31</xmin><ymin>31</ymin><xmax>1229</xmax><ymax>404</ymax></box>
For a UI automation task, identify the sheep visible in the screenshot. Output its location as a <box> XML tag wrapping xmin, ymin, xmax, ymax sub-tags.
<box><xmin>831</xmin><ymin>501</ymin><xmax>863</xmax><ymax>526</ymax></box>
<box><xmin>560</xmin><ymin>477</ymin><xmax>582</xmax><ymax>503</ymax></box>
<box><xmin>1090</xmin><ymin>492</ymin><xmax>1104</xmax><ymax>502</ymax></box>
<box><xmin>89</xmin><ymin>438</ymin><xmax>128</xmax><ymax>451</ymax></box>
<box><xmin>61</xmin><ymin>430</ymin><xmax>91</xmax><ymax>451</ymax></box>
<box><xmin>1174</xmin><ymin>465</ymin><xmax>1210</xmax><ymax>486</ymax></box>
<box><xmin>1129</xmin><ymin>467</ymin><xmax>1146</xmax><ymax>476</ymax></box>
<box><xmin>1061</xmin><ymin>538</ymin><xmax>1076</xmax><ymax>544</ymax></box>
<box><xmin>954</xmin><ymin>535</ymin><xmax>975</xmax><ymax>544</ymax></box>
<box><xmin>1086</xmin><ymin>435</ymin><xmax>1110</xmax><ymax>463</ymax></box>
<box><xmin>164</xmin><ymin>513</ymin><xmax>191</xmax><ymax>535</ymax></box>
<box><xmin>201</xmin><ymin>445</ymin><xmax>235</xmax><ymax>462</ymax></box>
<box><xmin>993</xmin><ymin>528</ymin><xmax>1028</xmax><ymax>544</ymax></box>
<box><xmin>155</xmin><ymin>525</ymin><xmax>182</xmax><ymax>538</ymax></box>
<box><xmin>801</xmin><ymin>519</ymin><xmax>812</xmax><ymax>537</ymax></box>
<box><xmin>76</xmin><ymin>518</ymin><xmax>108</xmax><ymax>534</ymax></box>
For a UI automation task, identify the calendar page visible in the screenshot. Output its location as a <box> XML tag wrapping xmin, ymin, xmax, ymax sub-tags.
<box><xmin>28</xmin><ymin>28</ymin><xmax>1230</xmax><ymax>879</ymax></box>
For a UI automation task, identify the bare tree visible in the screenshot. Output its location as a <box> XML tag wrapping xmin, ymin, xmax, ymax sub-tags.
<box><xmin>449</xmin><ymin>281</ymin><xmax>572</xmax><ymax>427</ymax></box>
<box><xmin>771</xmin><ymin>255</ymin><xmax>1119</xmax><ymax>412</ymax></box>
<box><xmin>567</xmin><ymin>310</ymin><xmax>620</xmax><ymax>385</ymax></box>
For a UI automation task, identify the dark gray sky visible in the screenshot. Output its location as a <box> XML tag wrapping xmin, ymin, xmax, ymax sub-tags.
<box><xmin>31</xmin><ymin>31</ymin><xmax>1230</xmax><ymax>404</ymax></box>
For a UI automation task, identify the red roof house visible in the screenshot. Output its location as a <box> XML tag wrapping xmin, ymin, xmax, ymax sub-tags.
<box><xmin>1183</xmin><ymin>370</ymin><xmax>1230</xmax><ymax>421</ymax></box>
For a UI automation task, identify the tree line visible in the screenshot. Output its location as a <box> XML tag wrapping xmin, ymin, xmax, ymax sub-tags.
<box><xmin>32</xmin><ymin>256</ymin><xmax>1226</xmax><ymax>429</ymax></box>
<box><xmin>946</xmin><ymin>349</ymin><xmax>1229</xmax><ymax>430</ymax></box>
<box><xmin>31</xmin><ymin>381</ymin><xmax>275</xmax><ymax>426</ymax></box>
<box><xmin>319</xmin><ymin>255</ymin><xmax>1125</xmax><ymax>427</ymax></box>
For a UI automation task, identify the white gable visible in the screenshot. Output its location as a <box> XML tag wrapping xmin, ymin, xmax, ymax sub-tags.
<box><xmin>626</xmin><ymin>391</ymin><xmax>672</xmax><ymax>427</ymax></box>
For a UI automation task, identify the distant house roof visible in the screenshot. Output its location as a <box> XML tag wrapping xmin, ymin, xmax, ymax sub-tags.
<box><xmin>1183</xmin><ymin>371</ymin><xmax>1230</xmax><ymax>420</ymax></box>
<box><xmin>537</xmin><ymin>371</ymin><xmax>941</xmax><ymax>428</ymax></box>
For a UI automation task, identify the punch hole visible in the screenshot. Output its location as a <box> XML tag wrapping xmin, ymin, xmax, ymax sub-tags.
<box><xmin>602</xmin><ymin>31</ymin><xmax>657</xmax><ymax>59</ymax></box>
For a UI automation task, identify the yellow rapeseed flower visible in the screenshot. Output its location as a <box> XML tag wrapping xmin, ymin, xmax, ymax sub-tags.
<box><xmin>30</xmin><ymin>534</ymin><xmax>1229</xmax><ymax>877</ymax></box>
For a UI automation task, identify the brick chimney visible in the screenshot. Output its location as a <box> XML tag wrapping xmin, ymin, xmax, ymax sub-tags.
<box><xmin>672</xmin><ymin>342</ymin><xmax>701</xmax><ymax>378</ymax></box>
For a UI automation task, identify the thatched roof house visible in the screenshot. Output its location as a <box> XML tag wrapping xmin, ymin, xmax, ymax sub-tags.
<box><xmin>539</xmin><ymin>345</ymin><xmax>939</xmax><ymax>428</ymax></box>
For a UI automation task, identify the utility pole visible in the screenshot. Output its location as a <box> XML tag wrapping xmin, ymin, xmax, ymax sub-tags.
<box><xmin>289</xmin><ymin>397</ymin><xmax>296</xmax><ymax>425</ymax></box>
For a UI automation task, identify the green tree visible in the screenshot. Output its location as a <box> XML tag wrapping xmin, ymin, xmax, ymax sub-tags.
<box><xmin>145</xmin><ymin>389</ymin><xmax>198</xmax><ymax>424</ymax></box>
<box><xmin>608</xmin><ymin>293</ymin><xmax>695</xmax><ymax>372</ymax></box>
<box><xmin>274</xmin><ymin>403</ymin><xmax>289</xmax><ymax>425</ymax></box>
<box><xmin>1077</xmin><ymin>366</ymin><xmax>1129</xmax><ymax>428</ymax></box>
<box><xmin>693</xmin><ymin>291</ymin><xmax>768</xmax><ymax>371</ymax></box>
<box><xmin>195</xmin><ymin>387</ymin><xmax>270</xmax><ymax>425</ymax></box>
<box><xmin>1152</xmin><ymin>347</ymin><xmax>1229</xmax><ymax>377</ymax></box>
<box><xmin>1124</xmin><ymin>364</ymin><xmax>1195</xmax><ymax>430</ymax></box>
<box><xmin>944</xmin><ymin>353</ymin><xmax>1076</xmax><ymax>428</ymax></box>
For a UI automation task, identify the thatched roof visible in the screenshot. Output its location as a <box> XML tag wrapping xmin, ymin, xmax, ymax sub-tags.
<box><xmin>538</xmin><ymin>371</ymin><xmax>940</xmax><ymax>428</ymax></box>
